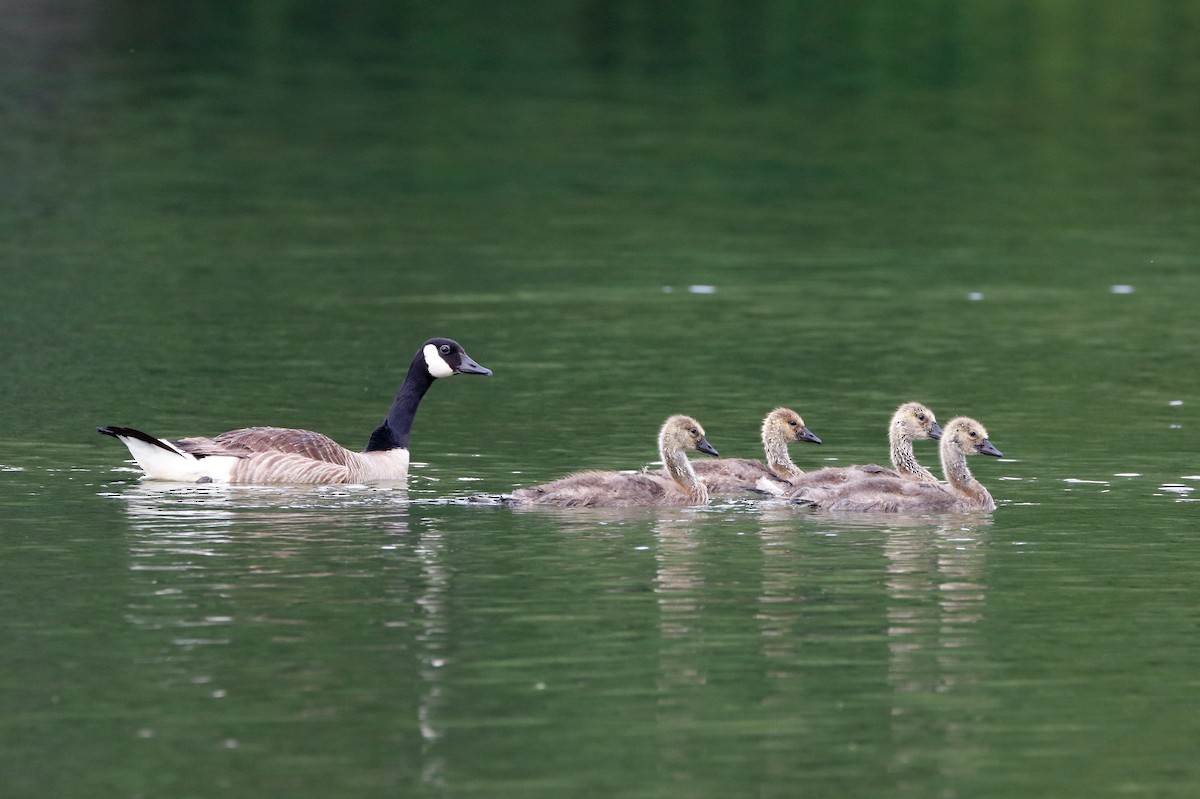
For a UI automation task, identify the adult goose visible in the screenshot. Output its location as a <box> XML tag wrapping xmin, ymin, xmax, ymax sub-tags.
<box><xmin>505</xmin><ymin>415</ymin><xmax>719</xmax><ymax>508</ymax></box>
<box><xmin>792</xmin><ymin>416</ymin><xmax>1002</xmax><ymax>513</ymax></box>
<box><xmin>98</xmin><ymin>337</ymin><xmax>491</xmax><ymax>484</ymax></box>
<box><xmin>686</xmin><ymin>407</ymin><xmax>821</xmax><ymax>494</ymax></box>
<box><xmin>759</xmin><ymin>401</ymin><xmax>941</xmax><ymax>495</ymax></box>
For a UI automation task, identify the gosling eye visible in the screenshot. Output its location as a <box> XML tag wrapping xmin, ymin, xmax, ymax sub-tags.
<box><xmin>788</xmin><ymin>419</ymin><xmax>798</xmax><ymax>427</ymax></box>
<box><xmin>917</xmin><ymin>413</ymin><xmax>926</xmax><ymax>422</ymax></box>
<box><xmin>439</xmin><ymin>344</ymin><xmax>452</xmax><ymax>355</ymax></box>
<box><xmin>689</xmin><ymin>428</ymin><xmax>699</xmax><ymax>436</ymax></box>
<box><xmin>968</xmin><ymin>430</ymin><xmax>978</xmax><ymax>438</ymax></box>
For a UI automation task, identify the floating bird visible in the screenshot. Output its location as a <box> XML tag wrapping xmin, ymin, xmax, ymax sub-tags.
<box><xmin>98</xmin><ymin>337</ymin><xmax>490</xmax><ymax>484</ymax></box>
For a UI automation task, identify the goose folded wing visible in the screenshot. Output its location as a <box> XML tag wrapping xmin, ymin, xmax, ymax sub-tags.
<box><xmin>227</xmin><ymin>451</ymin><xmax>354</xmax><ymax>484</ymax></box>
<box><xmin>174</xmin><ymin>427</ymin><xmax>354</xmax><ymax>465</ymax></box>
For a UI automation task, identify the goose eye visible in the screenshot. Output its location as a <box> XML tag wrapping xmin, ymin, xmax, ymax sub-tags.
<box><xmin>439</xmin><ymin>344</ymin><xmax>451</xmax><ymax>355</ymax></box>
<box><xmin>689</xmin><ymin>428</ymin><xmax>699</xmax><ymax>436</ymax></box>
<box><xmin>788</xmin><ymin>419</ymin><xmax>798</xmax><ymax>427</ymax></box>
<box><xmin>968</xmin><ymin>430</ymin><xmax>978</xmax><ymax>438</ymax></box>
<box><xmin>917</xmin><ymin>413</ymin><xmax>926</xmax><ymax>422</ymax></box>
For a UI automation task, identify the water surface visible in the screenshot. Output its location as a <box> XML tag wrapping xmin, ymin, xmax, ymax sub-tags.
<box><xmin>2</xmin><ymin>2</ymin><xmax>1199</xmax><ymax>797</ymax></box>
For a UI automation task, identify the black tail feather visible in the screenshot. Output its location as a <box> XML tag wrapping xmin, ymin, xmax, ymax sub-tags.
<box><xmin>97</xmin><ymin>426</ymin><xmax>180</xmax><ymax>455</ymax></box>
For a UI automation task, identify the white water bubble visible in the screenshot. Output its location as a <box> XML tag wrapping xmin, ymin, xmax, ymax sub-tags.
<box><xmin>967</xmin><ymin>291</ymin><xmax>984</xmax><ymax>301</ymax></box>
<box><xmin>688</xmin><ymin>284</ymin><xmax>716</xmax><ymax>294</ymax></box>
<box><xmin>1110</xmin><ymin>284</ymin><xmax>1135</xmax><ymax>294</ymax></box>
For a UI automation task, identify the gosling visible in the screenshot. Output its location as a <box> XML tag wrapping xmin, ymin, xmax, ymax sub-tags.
<box><xmin>792</xmin><ymin>416</ymin><xmax>1002</xmax><ymax>513</ymax></box>
<box><xmin>686</xmin><ymin>407</ymin><xmax>821</xmax><ymax>495</ymax></box>
<box><xmin>505</xmin><ymin>415</ymin><xmax>719</xmax><ymax>508</ymax></box>
<box><xmin>759</xmin><ymin>401</ymin><xmax>941</xmax><ymax>495</ymax></box>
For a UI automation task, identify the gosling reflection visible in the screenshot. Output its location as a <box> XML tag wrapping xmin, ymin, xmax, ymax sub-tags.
<box><xmin>650</xmin><ymin>513</ymin><xmax>710</xmax><ymax>772</ymax></box>
<box><xmin>884</xmin><ymin>521</ymin><xmax>990</xmax><ymax>783</ymax></box>
<box><xmin>750</xmin><ymin>504</ymin><xmax>994</xmax><ymax>782</ymax></box>
<box><xmin>652</xmin><ymin>513</ymin><xmax>708</xmax><ymax>670</ymax></box>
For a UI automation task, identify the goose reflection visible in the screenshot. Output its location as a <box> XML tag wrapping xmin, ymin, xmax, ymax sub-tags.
<box><xmin>103</xmin><ymin>479</ymin><xmax>458</xmax><ymax>784</ymax></box>
<box><xmin>413</xmin><ymin>515</ymin><xmax>450</xmax><ymax>790</ymax></box>
<box><xmin>110</xmin><ymin>480</ymin><xmax>417</xmax><ymax>639</ymax></box>
<box><xmin>108</xmin><ymin>480</ymin><xmax>414</xmax><ymax>535</ymax></box>
<box><xmin>109</xmin><ymin>483</ymin><xmax>460</xmax><ymax>791</ymax></box>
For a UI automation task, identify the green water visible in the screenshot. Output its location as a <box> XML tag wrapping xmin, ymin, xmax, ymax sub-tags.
<box><xmin>3</xmin><ymin>2</ymin><xmax>1200</xmax><ymax>797</ymax></box>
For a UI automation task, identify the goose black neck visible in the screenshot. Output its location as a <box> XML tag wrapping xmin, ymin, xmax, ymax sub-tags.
<box><xmin>365</xmin><ymin>352</ymin><xmax>437</xmax><ymax>452</ymax></box>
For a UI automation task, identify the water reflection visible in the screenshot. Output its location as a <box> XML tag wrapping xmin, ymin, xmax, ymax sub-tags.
<box><xmin>107</xmin><ymin>480</ymin><xmax>415</xmax><ymax>638</ymax></box>
<box><xmin>650</xmin><ymin>512</ymin><xmax>713</xmax><ymax>781</ymax></box>
<box><xmin>1156</xmin><ymin>482</ymin><xmax>1197</xmax><ymax>501</ymax></box>
<box><xmin>101</xmin><ymin>479</ymin><xmax>450</xmax><ymax>781</ymax></box>
<box><xmin>652</xmin><ymin>512</ymin><xmax>706</xmax><ymax>684</ymax></box>
<box><xmin>414</xmin><ymin>513</ymin><xmax>449</xmax><ymax>791</ymax></box>
<box><xmin>107</xmin><ymin>479</ymin><xmax>413</xmax><ymax>530</ymax></box>
<box><xmin>70</xmin><ymin>0</ymin><xmax>1200</xmax><ymax>116</ymax></box>
<box><xmin>1058</xmin><ymin>472</ymin><xmax>1200</xmax><ymax>503</ymax></box>
<box><xmin>882</xmin><ymin>521</ymin><xmax>990</xmax><ymax>786</ymax></box>
<box><xmin>642</xmin><ymin>501</ymin><xmax>999</xmax><ymax>780</ymax></box>
<box><xmin>7</xmin><ymin>0</ymin><xmax>1200</xmax><ymax>791</ymax></box>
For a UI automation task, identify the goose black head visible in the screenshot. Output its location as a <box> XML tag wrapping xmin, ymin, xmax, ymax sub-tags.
<box><xmin>421</xmin><ymin>338</ymin><xmax>492</xmax><ymax>378</ymax></box>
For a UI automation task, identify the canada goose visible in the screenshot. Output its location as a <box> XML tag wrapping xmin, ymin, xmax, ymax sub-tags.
<box><xmin>505</xmin><ymin>415</ymin><xmax>719</xmax><ymax>508</ymax></box>
<box><xmin>793</xmin><ymin>416</ymin><xmax>1002</xmax><ymax>513</ymax></box>
<box><xmin>686</xmin><ymin>407</ymin><xmax>821</xmax><ymax>494</ymax></box>
<box><xmin>759</xmin><ymin>401</ymin><xmax>941</xmax><ymax>494</ymax></box>
<box><xmin>98</xmin><ymin>337</ymin><xmax>491</xmax><ymax>484</ymax></box>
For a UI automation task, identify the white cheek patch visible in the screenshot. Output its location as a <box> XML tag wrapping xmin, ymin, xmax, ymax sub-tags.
<box><xmin>423</xmin><ymin>344</ymin><xmax>456</xmax><ymax>378</ymax></box>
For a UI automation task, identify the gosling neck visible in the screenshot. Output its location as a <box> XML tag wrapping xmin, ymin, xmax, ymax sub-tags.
<box><xmin>890</xmin><ymin>429</ymin><xmax>937</xmax><ymax>481</ymax></box>
<box><xmin>365</xmin><ymin>351</ymin><xmax>437</xmax><ymax>452</ymax></box>
<box><xmin>661</xmin><ymin>442</ymin><xmax>709</xmax><ymax>505</ymax></box>
<box><xmin>763</xmin><ymin>432</ymin><xmax>802</xmax><ymax>480</ymax></box>
<box><xmin>940</xmin><ymin>442</ymin><xmax>994</xmax><ymax>510</ymax></box>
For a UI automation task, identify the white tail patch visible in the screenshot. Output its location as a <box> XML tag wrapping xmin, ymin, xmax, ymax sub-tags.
<box><xmin>114</xmin><ymin>434</ymin><xmax>237</xmax><ymax>483</ymax></box>
<box><xmin>423</xmin><ymin>344</ymin><xmax>455</xmax><ymax>378</ymax></box>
